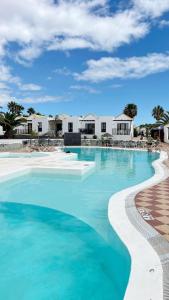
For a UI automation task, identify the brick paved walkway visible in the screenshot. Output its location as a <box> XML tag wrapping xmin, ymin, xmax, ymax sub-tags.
<box><xmin>136</xmin><ymin>177</ymin><xmax>169</xmax><ymax>242</ymax></box>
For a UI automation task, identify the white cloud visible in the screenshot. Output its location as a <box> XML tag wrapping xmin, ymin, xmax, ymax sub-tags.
<box><xmin>159</xmin><ymin>19</ymin><xmax>169</xmax><ymax>28</ymax></box>
<box><xmin>22</xmin><ymin>95</ymin><xmax>70</xmax><ymax>104</ymax></box>
<box><xmin>76</xmin><ymin>53</ymin><xmax>169</xmax><ymax>82</ymax></box>
<box><xmin>0</xmin><ymin>64</ymin><xmax>14</xmax><ymax>82</ymax></box>
<box><xmin>0</xmin><ymin>0</ymin><xmax>150</xmax><ymax>63</ymax></box>
<box><xmin>0</xmin><ymin>92</ymin><xmax>69</xmax><ymax>106</ymax></box>
<box><xmin>110</xmin><ymin>84</ymin><xmax>122</xmax><ymax>89</ymax></box>
<box><xmin>19</xmin><ymin>83</ymin><xmax>42</xmax><ymax>91</ymax></box>
<box><xmin>70</xmin><ymin>84</ymin><xmax>100</xmax><ymax>94</ymax></box>
<box><xmin>53</xmin><ymin>67</ymin><xmax>72</xmax><ymax>76</ymax></box>
<box><xmin>133</xmin><ymin>0</ymin><xmax>169</xmax><ymax>18</ymax></box>
<box><xmin>0</xmin><ymin>92</ymin><xmax>13</xmax><ymax>106</ymax></box>
<box><xmin>0</xmin><ymin>0</ymin><xmax>168</xmax><ymax>65</ymax></box>
<box><xmin>0</xmin><ymin>82</ymin><xmax>9</xmax><ymax>90</ymax></box>
<box><xmin>0</xmin><ymin>61</ymin><xmax>42</xmax><ymax>93</ymax></box>
<box><xmin>0</xmin><ymin>0</ymin><xmax>168</xmax><ymax>97</ymax></box>
<box><xmin>0</xmin><ymin>0</ymin><xmax>168</xmax><ymax>64</ymax></box>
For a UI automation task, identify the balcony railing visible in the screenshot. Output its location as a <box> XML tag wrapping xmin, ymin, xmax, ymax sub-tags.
<box><xmin>79</xmin><ymin>129</ymin><xmax>95</xmax><ymax>135</ymax></box>
<box><xmin>112</xmin><ymin>129</ymin><xmax>131</xmax><ymax>136</ymax></box>
<box><xmin>16</xmin><ymin>128</ymin><xmax>29</xmax><ymax>134</ymax></box>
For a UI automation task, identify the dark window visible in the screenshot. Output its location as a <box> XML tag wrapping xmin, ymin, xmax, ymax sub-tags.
<box><xmin>101</xmin><ymin>122</ymin><xmax>106</xmax><ymax>132</ymax></box>
<box><xmin>117</xmin><ymin>123</ymin><xmax>129</xmax><ymax>130</ymax></box>
<box><xmin>38</xmin><ymin>122</ymin><xmax>42</xmax><ymax>132</ymax></box>
<box><xmin>68</xmin><ymin>122</ymin><xmax>73</xmax><ymax>132</ymax></box>
<box><xmin>114</xmin><ymin>122</ymin><xmax>131</xmax><ymax>135</ymax></box>
<box><xmin>85</xmin><ymin>123</ymin><xmax>95</xmax><ymax>134</ymax></box>
<box><xmin>28</xmin><ymin>123</ymin><xmax>32</xmax><ymax>134</ymax></box>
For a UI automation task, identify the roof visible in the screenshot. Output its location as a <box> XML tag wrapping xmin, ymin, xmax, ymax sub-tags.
<box><xmin>114</xmin><ymin>113</ymin><xmax>133</xmax><ymax>121</ymax></box>
<box><xmin>27</xmin><ymin>114</ymin><xmax>46</xmax><ymax>120</ymax></box>
<box><xmin>83</xmin><ymin>113</ymin><xmax>97</xmax><ymax>120</ymax></box>
<box><xmin>151</xmin><ymin>125</ymin><xmax>164</xmax><ymax>130</ymax></box>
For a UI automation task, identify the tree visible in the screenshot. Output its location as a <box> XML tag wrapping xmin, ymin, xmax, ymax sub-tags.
<box><xmin>123</xmin><ymin>103</ymin><xmax>137</xmax><ymax>118</ymax></box>
<box><xmin>152</xmin><ymin>105</ymin><xmax>165</xmax><ymax>140</ymax></box>
<box><xmin>158</xmin><ymin>111</ymin><xmax>169</xmax><ymax>126</ymax></box>
<box><xmin>7</xmin><ymin>101</ymin><xmax>24</xmax><ymax>115</ymax></box>
<box><xmin>152</xmin><ymin>105</ymin><xmax>164</xmax><ymax>122</ymax></box>
<box><xmin>0</xmin><ymin>112</ymin><xmax>26</xmax><ymax>138</ymax></box>
<box><xmin>27</xmin><ymin>107</ymin><xmax>36</xmax><ymax>115</ymax></box>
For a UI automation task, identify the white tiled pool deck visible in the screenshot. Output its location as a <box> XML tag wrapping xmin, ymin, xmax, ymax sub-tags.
<box><xmin>0</xmin><ymin>151</ymin><xmax>95</xmax><ymax>181</ymax></box>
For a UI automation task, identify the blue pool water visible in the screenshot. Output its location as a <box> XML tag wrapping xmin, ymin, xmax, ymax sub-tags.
<box><xmin>0</xmin><ymin>152</ymin><xmax>49</xmax><ymax>158</ymax></box>
<box><xmin>0</xmin><ymin>148</ymin><xmax>159</xmax><ymax>299</ymax></box>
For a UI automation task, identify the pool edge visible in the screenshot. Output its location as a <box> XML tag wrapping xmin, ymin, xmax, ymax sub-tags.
<box><xmin>108</xmin><ymin>150</ymin><xmax>169</xmax><ymax>300</ymax></box>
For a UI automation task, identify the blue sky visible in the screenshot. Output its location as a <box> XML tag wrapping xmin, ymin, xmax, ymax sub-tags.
<box><xmin>1</xmin><ymin>0</ymin><xmax>169</xmax><ymax>124</ymax></box>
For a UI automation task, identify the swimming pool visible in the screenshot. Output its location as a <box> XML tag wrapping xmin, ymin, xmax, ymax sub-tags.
<box><xmin>0</xmin><ymin>147</ymin><xmax>159</xmax><ymax>299</ymax></box>
<box><xmin>0</xmin><ymin>152</ymin><xmax>49</xmax><ymax>158</ymax></box>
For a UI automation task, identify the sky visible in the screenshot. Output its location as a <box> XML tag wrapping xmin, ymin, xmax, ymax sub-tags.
<box><xmin>0</xmin><ymin>0</ymin><xmax>169</xmax><ymax>124</ymax></box>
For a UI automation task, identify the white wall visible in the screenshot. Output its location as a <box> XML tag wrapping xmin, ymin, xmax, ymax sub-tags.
<box><xmin>32</xmin><ymin>117</ymin><xmax>48</xmax><ymax>135</ymax></box>
<box><xmin>95</xmin><ymin>116</ymin><xmax>113</xmax><ymax>137</ymax></box>
<box><xmin>164</xmin><ymin>125</ymin><xmax>169</xmax><ymax>143</ymax></box>
<box><xmin>0</xmin><ymin>126</ymin><xmax>4</xmax><ymax>135</ymax></box>
<box><xmin>0</xmin><ymin>139</ymin><xmax>24</xmax><ymax>144</ymax></box>
<box><xmin>62</xmin><ymin>116</ymin><xmax>80</xmax><ymax>133</ymax></box>
<box><xmin>17</xmin><ymin>115</ymin><xmax>49</xmax><ymax>135</ymax></box>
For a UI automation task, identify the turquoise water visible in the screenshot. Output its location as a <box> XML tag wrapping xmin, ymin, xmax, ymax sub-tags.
<box><xmin>0</xmin><ymin>148</ymin><xmax>159</xmax><ymax>299</ymax></box>
<box><xmin>0</xmin><ymin>152</ymin><xmax>49</xmax><ymax>158</ymax></box>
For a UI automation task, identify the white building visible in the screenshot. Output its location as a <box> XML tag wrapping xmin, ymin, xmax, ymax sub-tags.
<box><xmin>164</xmin><ymin>124</ymin><xmax>169</xmax><ymax>143</ymax></box>
<box><xmin>0</xmin><ymin>126</ymin><xmax>3</xmax><ymax>135</ymax></box>
<box><xmin>1</xmin><ymin>113</ymin><xmax>134</xmax><ymax>140</ymax></box>
<box><xmin>16</xmin><ymin>114</ymin><xmax>50</xmax><ymax>136</ymax></box>
<box><xmin>59</xmin><ymin>113</ymin><xmax>134</xmax><ymax>140</ymax></box>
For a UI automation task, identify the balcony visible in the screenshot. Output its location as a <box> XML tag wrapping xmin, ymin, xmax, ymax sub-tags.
<box><xmin>79</xmin><ymin>129</ymin><xmax>95</xmax><ymax>135</ymax></box>
<box><xmin>112</xmin><ymin>129</ymin><xmax>131</xmax><ymax>136</ymax></box>
<box><xmin>16</xmin><ymin>128</ymin><xmax>29</xmax><ymax>134</ymax></box>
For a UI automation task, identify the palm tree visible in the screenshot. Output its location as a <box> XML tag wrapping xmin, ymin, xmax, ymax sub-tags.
<box><xmin>27</xmin><ymin>107</ymin><xmax>36</xmax><ymax>115</ymax></box>
<box><xmin>0</xmin><ymin>112</ymin><xmax>26</xmax><ymax>138</ymax></box>
<box><xmin>123</xmin><ymin>103</ymin><xmax>137</xmax><ymax>118</ymax></box>
<box><xmin>157</xmin><ymin>111</ymin><xmax>169</xmax><ymax>126</ymax></box>
<box><xmin>152</xmin><ymin>105</ymin><xmax>164</xmax><ymax>140</ymax></box>
<box><xmin>7</xmin><ymin>101</ymin><xmax>24</xmax><ymax>115</ymax></box>
<box><xmin>152</xmin><ymin>105</ymin><xmax>164</xmax><ymax>121</ymax></box>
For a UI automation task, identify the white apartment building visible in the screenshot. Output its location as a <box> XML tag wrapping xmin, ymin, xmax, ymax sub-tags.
<box><xmin>15</xmin><ymin>113</ymin><xmax>134</xmax><ymax>140</ymax></box>
<box><xmin>0</xmin><ymin>113</ymin><xmax>134</xmax><ymax>140</ymax></box>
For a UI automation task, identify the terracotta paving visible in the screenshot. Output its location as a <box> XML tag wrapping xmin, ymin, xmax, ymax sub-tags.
<box><xmin>135</xmin><ymin>177</ymin><xmax>169</xmax><ymax>242</ymax></box>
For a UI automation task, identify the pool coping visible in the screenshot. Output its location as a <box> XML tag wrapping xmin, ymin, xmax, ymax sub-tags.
<box><xmin>108</xmin><ymin>150</ymin><xmax>169</xmax><ymax>300</ymax></box>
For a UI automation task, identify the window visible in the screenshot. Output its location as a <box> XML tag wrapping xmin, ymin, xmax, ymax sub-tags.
<box><xmin>68</xmin><ymin>122</ymin><xmax>73</xmax><ymax>132</ymax></box>
<box><xmin>116</xmin><ymin>123</ymin><xmax>131</xmax><ymax>135</ymax></box>
<box><xmin>38</xmin><ymin>122</ymin><xmax>42</xmax><ymax>132</ymax></box>
<box><xmin>28</xmin><ymin>123</ymin><xmax>32</xmax><ymax>134</ymax></box>
<box><xmin>85</xmin><ymin>123</ymin><xmax>95</xmax><ymax>134</ymax></box>
<box><xmin>117</xmin><ymin>123</ymin><xmax>129</xmax><ymax>131</ymax></box>
<box><xmin>101</xmin><ymin>122</ymin><xmax>106</xmax><ymax>132</ymax></box>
